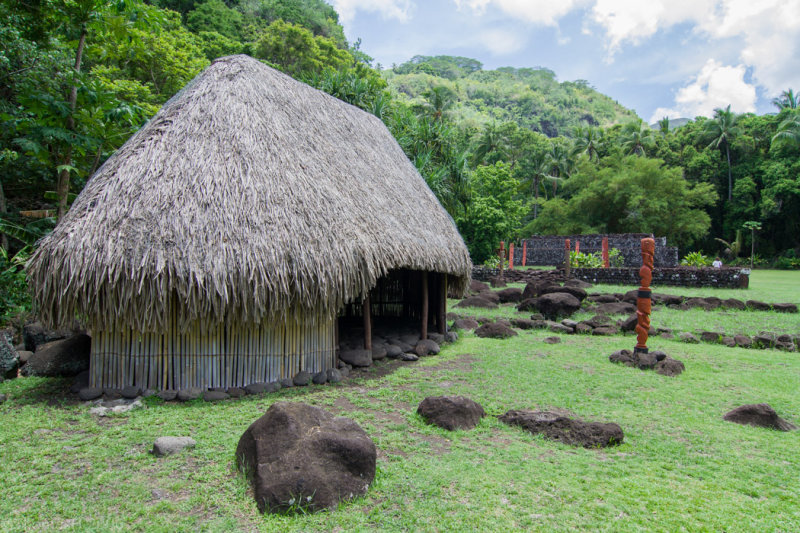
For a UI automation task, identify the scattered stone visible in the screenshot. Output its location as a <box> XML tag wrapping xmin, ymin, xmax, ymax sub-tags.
<box><xmin>549</xmin><ymin>323</ymin><xmax>573</xmax><ymax>334</ymax></box>
<box><xmin>723</xmin><ymin>404</ymin><xmax>796</xmax><ymax>431</ymax></box>
<box><xmin>588</xmin><ymin>294</ymin><xmax>619</xmax><ymax>303</ymax></box>
<box><xmin>203</xmin><ymin>390</ymin><xmax>229</xmax><ymax>401</ymax></box>
<box><xmin>773</xmin><ymin>303</ymin><xmax>798</xmax><ymax>313</ymax></box>
<box><xmin>23</xmin><ymin>322</ymin><xmax>47</xmax><ymax>351</ymax></box>
<box><xmin>510</xmin><ymin>318</ymin><xmax>537</xmax><ymax>330</ymax></box>
<box><xmin>244</xmin><ymin>382</ymin><xmax>267</xmax><ymax>395</ymax></box>
<box><xmin>385</xmin><ymin>345</ymin><xmax>404</xmax><ymax>359</ymax></box>
<box><xmin>575</xmin><ymin>323</ymin><xmax>593</xmax><ymax>334</ymax></box>
<box><xmin>734</xmin><ymin>335</ymin><xmax>753</xmax><ymax>348</ymax></box>
<box><xmin>496</xmin><ymin>288</ymin><xmax>523</xmax><ymax>303</ymax></box>
<box><xmin>609</xmin><ymin>349</ymin><xmax>634</xmax><ymax>366</ymax></box>
<box><xmin>656</xmin><ymin>326</ymin><xmax>672</xmax><ymax>334</ymax></box>
<box><xmin>414</xmin><ymin>339</ymin><xmax>441</xmax><ymax>357</ymax></box>
<box><xmin>456</xmin><ymin>295</ymin><xmax>498</xmax><ymax>310</ymax></box>
<box><xmin>596</xmin><ymin>302</ymin><xmax>636</xmax><ymax>315</ymax></box>
<box><xmin>339</xmin><ymin>367</ymin><xmax>350</xmax><ymax>378</ymax></box>
<box><xmin>280</xmin><ymin>378</ymin><xmax>294</xmax><ymax>388</ymax></box>
<box><xmin>90</xmin><ymin>398</ymin><xmax>144</xmax><ymax>416</ymax></box>
<box><xmin>653</xmin><ymin>293</ymin><xmax>683</xmax><ymax>306</ymax></box>
<box><xmin>326</xmin><ymin>368</ymin><xmax>342</xmax><ymax>383</ymax></box>
<box><xmin>499</xmin><ymin>410</ymin><xmax>624</xmax><ymax>448</ymax></box>
<box><xmin>339</xmin><ymin>349</ymin><xmax>372</xmax><ymax>367</ymax></box>
<box><xmin>721</xmin><ymin>336</ymin><xmax>736</xmax><ymax>348</ymax></box>
<box><xmin>121</xmin><ymin>385</ymin><xmax>141</xmax><ymax>399</ymax></box>
<box><xmin>371</xmin><ymin>345</ymin><xmax>388</xmax><ymax>361</ymax></box>
<box><xmin>543</xmin><ymin>337</ymin><xmax>561</xmax><ymax>344</ymax></box>
<box><xmin>564</xmin><ymin>279</ymin><xmax>593</xmax><ymax>289</ymax></box>
<box><xmin>539</xmin><ymin>286</ymin><xmax>588</xmax><ymax>302</ymax></box>
<box><xmin>228</xmin><ymin>387</ymin><xmax>246</xmax><ymax>398</ymax></box>
<box><xmin>400</xmin><ymin>352</ymin><xmax>419</xmax><ymax>361</ymax></box>
<box><xmin>703</xmin><ymin>297</ymin><xmax>722</xmax><ymax>309</ymax></box>
<box><xmin>78</xmin><ymin>387</ymin><xmax>103</xmax><ymax>401</ymax></box>
<box><xmin>561</xmin><ymin>319</ymin><xmax>579</xmax><ymax>328</ymax></box>
<box><xmin>753</xmin><ymin>334</ymin><xmax>775</xmax><ymax>349</ymax></box>
<box><xmin>700</xmin><ymin>331</ymin><xmax>723</xmax><ymax>343</ymax></box>
<box><xmin>679</xmin><ymin>332</ymin><xmax>699</xmax><ymax>343</ymax></box>
<box><xmin>746</xmin><ymin>300</ymin><xmax>771</xmax><ymax>311</ymax></box>
<box><xmin>655</xmin><ymin>358</ymin><xmax>685</xmax><ymax>377</ymax></box>
<box><xmin>684</xmin><ymin>297</ymin><xmax>713</xmax><ymax>310</ymax></box>
<box><xmin>21</xmin><ymin>333</ymin><xmax>91</xmax><ymax>377</ymax></box>
<box><xmin>469</xmin><ymin>280</ymin><xmax>491</xmax><ymax>293</ymax></box>
<box><xmin>660</xmin><ymin>333</ymin><xmax>675</xmax><ymax>340</ymax></box>
<box><xmin>527</xmin><ymin>292</ymin><xmax>582</xmax><ymax>320</ymax></box>
<box><xmin>157</xmin><ymin>390</ymin><xmax>178</xmax><ymax>401</ymax></box>
<box><xmin>428</xmin><ymin>333</ymin><xmax>445</xmax><ymax>344</ymax></box>
<box><xmin>620</xmin><ymin>315</ymin><xmax>639</xmax><ymax>332</ymax></box>
<box><xmin>592</xmin><ymin>326</ymin><xmax>619</xmax><ymax>336</ymax></box>
<box><xmin>452</xmin><ymin>318</ymin><xmax>480</xmax><ymax>330</ymax></box>
<box><xmin>103</xmin><ymin>388</ymin><xmax>122</xmax><ymax>400</ymax></box>
<box><xmin>312</xmin><ymin>371</ymin><xmax>327</xmax><ymax>385</ymax></box>
<box><xmin>16</xmin><ymin>350</ymin><xmax>33</xmax><ymax>365</ymax></box>
<box><xmin>69</xmin><ymin>370</ymin><xmax>91</xmax><ymax>393</ymax></box>
<box><xmin>236</xmin><ymin>402</ymin><xmax>376</xmax><ymax>513</ymax></box>
<box><xmin>152</xmin><ymin>436</ymin><xmax>196</xmax><ymax>457</ymax></box>
<box><xmin>417</xmin><ymin>396</ymin><xmax>485</xmax><ymax>430</ymax></box>
<box><xmin>721</xmin><ymin>298</ymin><xmax>746</xmax><ymax>310</ymax></box>
<box><xmin>633</xmin><ymin>351</ymin><xmax>658</xmax><ymax>370</ymax></box>
<box><xmin>444</xmin><ymin>331</ymin><xmax>458</xmax><ymax>343</ymax></box>
<box><xmin>521</xmin><ymin>281</ymin><xmax>560</xmax><ymax>301</ymax></box>
<box><xmin>474</xmin><ymin>323</ymin><xmax>518</xmax><ymax>339</ymax></box>
<box><xmin>293</xmin><ymin>371</ymin><xmax>312</xmax><ymax>386</ymax></box>
<box><xmin>177</xmin><ymin>387</ymin><xmax>203</xmax><ymax>402</ymax></box>
<box><xmin>489</xmin><ymin>276</ymin><xmax>507</xmax><ymax>288</ymax></box>
<box><xmin>585</xmin><ymin>315</ymin><xmax>613</xmax><ymax>328</ymax></box>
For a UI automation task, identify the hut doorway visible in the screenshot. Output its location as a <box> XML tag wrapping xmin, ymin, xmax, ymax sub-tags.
<box><xmin>337</xmin><ymin>269</ymin><xmax>448</xmax><ymax>352</ymax></box>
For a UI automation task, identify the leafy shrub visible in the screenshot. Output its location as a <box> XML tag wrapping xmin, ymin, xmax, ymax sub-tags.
<box><xmin>569</xmin><ymin>248</ymin><xmax>624</xmax><ymax>268</ymax></box>
<box><xmin>0</xmin><ymin>248</ymin><xmax>31</xmax><ymax>325</ymax></box>
<box><xmin>680</xmin><ymin>251</ymin><xmax>712</xmax><ymax>267</ymax></box>
<box><xmin>773</xmin><ymin>250</ymin><xmax>800</xmax><ymax>270</ymax></box>
<box><xmin>608</xmin><ymin>248</ymin><xmax>624</xmax><ymax>267</ymax></box>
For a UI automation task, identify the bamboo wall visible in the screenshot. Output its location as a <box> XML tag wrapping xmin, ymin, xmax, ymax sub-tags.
<box><xmin>90</xmin><ymin>313</ymin><xmax>336</xmax><ymax>390</ymax></box>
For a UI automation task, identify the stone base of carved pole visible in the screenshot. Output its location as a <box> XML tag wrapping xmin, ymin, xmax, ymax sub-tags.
<box><xmin>634</xmin><ymin>238</ymin><xmax>655</xmax><ymax>354</ymax></box>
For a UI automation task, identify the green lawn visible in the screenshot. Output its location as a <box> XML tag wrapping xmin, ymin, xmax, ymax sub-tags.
<box><xmin>1</xmin><ymin>270</ymin><xmax>799</xmax><ymax>532</ymax></box>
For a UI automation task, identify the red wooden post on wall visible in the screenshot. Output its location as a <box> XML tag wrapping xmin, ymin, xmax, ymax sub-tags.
<box><xmin>499</xmin><ymin>241</ymin><xmax>505</xmax><ymax>274</ymax></box>
<box><xmin>602</xmin><ymin>237</ymin><xmax>610</xmax><ymax>268</ymax></box>
<box><xmin>522</xmin><ymin>241</ymin><xmax>527</xmax><ymax>266</ymax></box>
<box><xmin>508</xmin><ymin>243</ymin><xmax>514</xmax><ymax>270</ymax></box>
<box><xmin>575</xmin><ymin>240</ymin><xmax>580</xmax><ymax>253</ymax></box>
<box><xmin>564</xmin><ymin>238</ymin><xmax>571</xmax><ymax>277</ymax></box>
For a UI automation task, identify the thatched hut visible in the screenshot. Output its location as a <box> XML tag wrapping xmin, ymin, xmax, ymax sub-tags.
<box><xmin>27</xmin><ymin>55</ymin><xmax>471</xmax><ymax>390</ymax></box>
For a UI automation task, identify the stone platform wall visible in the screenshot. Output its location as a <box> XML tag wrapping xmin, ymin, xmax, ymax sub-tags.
<box><xmin>513</xmin><ymin>233</ymin><xmax>679</xmax><ymax>267</ymax></box>
<box><xmin>571</xmin><ymin>267</ymin><xmax>749</xmax><ymax>289</ymax></box>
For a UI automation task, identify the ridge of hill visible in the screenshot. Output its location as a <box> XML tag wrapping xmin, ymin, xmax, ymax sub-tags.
<box><xmin>384</xmin><ymin>55</ymin><xmax>639</xmax><ymax>137</ymax></box>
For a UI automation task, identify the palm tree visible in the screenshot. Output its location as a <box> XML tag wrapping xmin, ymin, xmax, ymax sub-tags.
<box><xmin>771</xmin><ymin>110</ymin><xmax>800</xmax><ymax>152</ymax></box>
<box><xmin>571</xmin><ymin>126</ymin><xmax>603</xmax><ymax>161</ymax></box>
<box><xmin>547</xmin><ymin>143</ymin><xmax>573</xmax><ymax>197</ymax></box>
<box><xmin>522</xmin><ymin>152</ymin><xmax>552</xmax><ymax>219</ymax></box>
<box><xmin>658</xmin><ymin>117</ymin><xmax>670</xmax><ymax>136</ymax></box>
<box><xmin>471</xmin><ymin>122</ymin><xmax>508</xmax><ymax>166</ymax></box>
<box><xmin>703</xmin><ymin>105</ymin><xmax>740</xmax><ymax>201</ymax></box>
<box><xmin>772</xmin><ymin>89</ymin><xmax>798</xmax><ymax>111</ymax></box>
<box><xmin>418</xmin><ymin>86</ymin><xmax>456</xmax><ymax>122</ymax></box>
<box><xmin>620</xmin><ymin>119</ymin><xmax>655</xmax><ymax>156</ymax></box>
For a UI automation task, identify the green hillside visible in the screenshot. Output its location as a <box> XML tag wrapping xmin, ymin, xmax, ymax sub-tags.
<box><xmin>386</xmin><ymin>55</ymin><xmax>638</xmax><ymax>137</ymax></box>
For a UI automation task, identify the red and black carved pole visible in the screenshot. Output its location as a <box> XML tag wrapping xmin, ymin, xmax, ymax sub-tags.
<box><xmin>634</xmin><ymin>238</ymin><xmax>655</xmax><ymax>355</ymax></box>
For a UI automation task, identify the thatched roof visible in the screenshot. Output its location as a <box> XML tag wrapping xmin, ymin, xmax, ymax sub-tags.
<box><xmin>27</xmin><ymin>55</ymin><xmax>471</xmax><ymax>332</ymax></box>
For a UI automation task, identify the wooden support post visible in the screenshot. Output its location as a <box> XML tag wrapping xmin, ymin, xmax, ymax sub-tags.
<box><xmin>602</xmin><ymin>236</ymin><xmax>610</xmax><ymax>268</ymax></box>
<box><xmin>363</xmin><ymin>295</ymin><xmax>372</xmax><ymax>351</ymax></box>
<box><xmin>508</xmin><ymin>243</ymin><xmax>514</xmax><ymax>270</ymax></box>
<box><xmin>564</xmin><ymin>238</ymin><xmax>571</xmax><ymax>278</ymax></box>
<box><xmin>421</xmin><ymin>272</ymin><xmax>429</xmax><ymax>340</ymax></box>
<box><xmin>437</xmin><ymin>274</ymin><xmax>447</xmax><ymax>334</ymax></box>
<box><xmin>522</xmin><ymin>241</ymin><xmax>527</xmax><ymax>266</ymax></box>
<box><xmin>575</xmin><ymin>240</ymin><xmax>580</xmax><ymax>253</ymax></box>
<box><xmin>499</xmin><ymin>241</ymin><xmax>505</xmax><ymax>274</ymax></box>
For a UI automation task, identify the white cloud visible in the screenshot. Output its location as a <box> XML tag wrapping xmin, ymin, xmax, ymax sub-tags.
<box><xmin>331</xmin><ymin>0</ymin><xmax>415</xmax><ymax>24</ymax></box>
<box><xmin>478</xmin><ymin>28</ymin><xmax>527</xmax><ymax>54</ymax></box>
<box><xmin>648</xmin><ymin>59</ymin><xmax>756</xmax><ymax>122</ymax></box>
<box><xmin>453</xmin><ymin>0</ymin><xmax>586</xmax><ymax>26</ymax></box>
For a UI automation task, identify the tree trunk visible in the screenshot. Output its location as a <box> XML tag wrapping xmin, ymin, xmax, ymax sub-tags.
<box><xmin>725</xmin><ymin>145</ymin><xmax>732</xmax><ymax>201</ymax></box>
<box><xmin>533</xmin><ymin>177</ymin><xmax>539</xmax><ymax>219</ymax></box>
<box><xmin>57</xmin><ymin>28</ymin><xmax>87</xmax><ymax>221</ymax></box>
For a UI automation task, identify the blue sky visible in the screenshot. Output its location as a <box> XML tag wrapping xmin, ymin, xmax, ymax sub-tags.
<box><xmin>330</xmin><ymin>0</ymin><xmax>800</xmax><ymax>123</ymax></box>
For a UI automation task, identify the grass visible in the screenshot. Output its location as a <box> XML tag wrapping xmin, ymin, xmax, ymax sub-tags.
<box><xmin>1</xmin><ymin>271</ymin><xmax>799</xmax><ymax>532</ymax></box>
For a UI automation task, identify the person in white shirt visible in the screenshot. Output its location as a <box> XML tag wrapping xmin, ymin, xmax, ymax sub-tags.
<box><xmin>712</xmin><ymin>257</ymin><xmax>722</xmax><ymax>268</ymax></box>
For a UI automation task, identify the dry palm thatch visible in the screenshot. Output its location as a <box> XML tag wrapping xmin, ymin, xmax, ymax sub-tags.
<box><xmin>27</xmin><ymin>55</ymin><xmax>471</xmax><ymax>333</ymax></box>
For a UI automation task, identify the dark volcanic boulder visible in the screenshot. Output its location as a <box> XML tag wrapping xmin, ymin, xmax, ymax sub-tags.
<box><xmin>564</xmin><ymin>279</ymin><xmax>592</xmax><ymax>289</ymax></box>
<box><xmin>510</xmin><ymin>318</ymin><xmax>537</xmax><ymax>330</ymax></box>
<box><xmin>236</xmin><ymin>402</ymin><xmax>377</xmax><ymax>513</ymax></box>
<box><xmin>489</xmin><ymin>276</ymin><xmax>507</xmax><ymax>288</ymax></box>
<box><xmin>521</xmin><ymin>281</ymin><xmax>560</xmax><ymax>301</ymax></box>
<box><xmin>417</xmin><ymin>396</ymin><xmax>485</xmax><ymax>430</ymax></box>
<box><xmin>474</xmin><ymin>323</ymin><xmax>517</xmax><ymax>339</ymax></box>
<box><xmin>539</xmin><ymin>286</ymin><xmax>587</xmax><ymax>302</ymax></box>
<box><xmin>588</xmin><ymin>294</ymin><xmax>619</xmax><ymax>303</ymax></box>
<box><xmin>596</xmin><ymin>302</ymin><xmax>636</xmax><ymax>315</ymax></box>
<box><xmin>339</xmin><ymin>349</ymin><xmax>372</xmax><ymax>367</ymax></box>
<box><xmin>0</xmin><ymin>332</ymin><xmax>19</xmax><ymax>378</ymax></box>
<box><xmin>469</xmin><ymin>280</ymin><xmax>491</xmax><ymax>293</ymax></box>
<box><xmin>655</xmin><ymin>358</ymin><xmax>685</xmax><ymax>376</ymax></box>
<box><xmin>452</xmin><ymin>318</ymin><xmax>480</xmax><ymax>330</ymax></box>
<box><xmin>455</xmin><ymin>295</ymin><xmax>498</xmax><ymax>309</ymax></box>
<box><xmin>496</xmin><ymin>288</ymin><xmax>523</xmax><ymax>303</ymax></box>
<box><xmin>21</xmin><ymin>334</ymin><xmax>91</xmax><ymax>377</ymax></box>
<box><xmin>773</xmin><ymin>303</ymin><xmax>798</xmax><ymax>313</ymax></box>
<box><xmin>530</xmin><ymin>292</ymin><xmax>581</xmax><ymax>320</ymax></box>
<box><xmin>721</xmin><ymin>298</ymin><xmax>746</xmax><ymax>310</ymax></box>
<box><xmin>592</xmin><ymin>326</ymin><xmax>619</xmax><ymax>336</ymax></box>
<box><xmin>723</xmin><ymin>404</ymin><xmax>796</xmax><ymax>431</ymax></box>
<box><xmin>609</xmin><ymin>349</ymin><xmax>635</xmax><ymax>366</ymax></box>
<box><xmin>620</xmin><ymin>314</ymin><xmax>639</xmax><ymax>332</ymax></box>
<box><xmin>746</xmin><ymin>300</ymin><xmax>771</xmax><ymax>311</ymax></box>
<box><xmin>499</xmin><ymin>410</ymin><xmax>624</xmax><ymax>448</ymax></box>
<box><xmin>414</xmin><ymin>339</ymin><xmax>440</xmax><ymax>356</ymax></box>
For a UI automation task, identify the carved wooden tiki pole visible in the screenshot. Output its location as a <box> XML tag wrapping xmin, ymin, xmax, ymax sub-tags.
<box><xmin>634</xmin><ymin>238</ymin><xmax>655</xmax><ymax>354</ymax></box>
